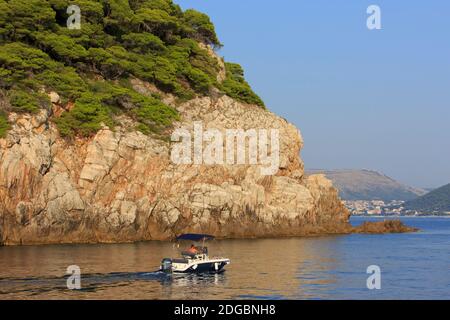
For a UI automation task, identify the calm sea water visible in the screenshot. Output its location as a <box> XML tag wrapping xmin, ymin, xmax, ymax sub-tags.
<box><xmin>0</xmin><ymin>217</ymin><xmax>449</xmax><ymax>300</ymax></box>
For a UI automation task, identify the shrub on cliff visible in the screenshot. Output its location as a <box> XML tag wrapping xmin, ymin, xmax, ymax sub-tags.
<box><xmin>221</xmin><ymin>62</ymin><xmax>265</xmax><ymax>107</ymax></box>
<box><xmin>0</xmin><ymin>0</ymin><xmax>264</xmax><ymax>138</ymax></box>
<box><xmin>0</xmin><ymin>110</ymin><xmax>9</xmax><ymax>138</ymax></box>
<box><xmin>181</xmin><ymin>9</ymin><xmax>221</xmax><ymax>48</ymax></box>
<box><xmin>56</xmin><ymin>80</ymin><xmax>179</xmax><ymax>137</ymax></box>
<box><xmin>8</xmin><ymin>90</ymin><xmax>50</xmax><ymax>113</ymax></box>
<box><xmin>55</xmin><ymin>92</ymin><xmax>114</xmax><ymax>137</ymax></box>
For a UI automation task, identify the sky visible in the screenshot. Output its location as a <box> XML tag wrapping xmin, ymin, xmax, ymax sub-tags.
<box><xmin>176</xmin><ymin>0</ymin><xmax>450</xmax><ymax>189</ymax></box>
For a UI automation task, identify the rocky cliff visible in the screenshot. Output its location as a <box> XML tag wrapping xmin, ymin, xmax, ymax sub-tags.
<box><xmin>0</xmin><ymin>82</ymin><xmax>352</xmax><ymax>245</ymax></box>
<box><xmin>0</xmin><ymin>0</ymin><xmax>419</xmax><ymax>245</ymax></box>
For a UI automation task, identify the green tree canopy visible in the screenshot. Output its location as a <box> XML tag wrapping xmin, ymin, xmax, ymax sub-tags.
<box><xmin>0</xmin><ymin>0</ymin><xmax>264</xmax><ymax>139</ymax></box>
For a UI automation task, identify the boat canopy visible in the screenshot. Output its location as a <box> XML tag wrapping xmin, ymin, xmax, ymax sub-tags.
<box><xmin>176</xmin><ymin>234</ymin><xmax>215</xmax><ymax>241</ymax></box>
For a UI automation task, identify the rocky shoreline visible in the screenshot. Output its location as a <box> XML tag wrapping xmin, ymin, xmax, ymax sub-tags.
<box><xmin>0</xmin><ymin>219</ymin><xmax>417</xmax><ymax>246</ymax></box>
<box><xmin>353</xmin><ymin>220</ymin><xmax>419</xmax><ymax>234</ymax></box>
<box><xmin>0</xmin><ymin>95</ymin><xmax>337</xmax><ymax>246</ymax></box>
<box><xmin>0</xmin><ymin>49</ymin><xmax>418</xmax><ymax>246</ymax></box>
<box><xmin>0</xmin><ymin>93</ymin><xmax>420</xmax><ymax>246</ymax></box>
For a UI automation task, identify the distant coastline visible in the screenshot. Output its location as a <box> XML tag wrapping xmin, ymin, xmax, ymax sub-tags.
<box><xmin>351</xmin><ymin>214</ymin><xmax>450</xmax><ymax>218</ymax></box>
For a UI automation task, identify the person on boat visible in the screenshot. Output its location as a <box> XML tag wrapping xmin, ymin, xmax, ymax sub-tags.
<box><xmin>187</xmin><ymin>244</ymin><xmax>199</xmax><ymax>255</ymax></box>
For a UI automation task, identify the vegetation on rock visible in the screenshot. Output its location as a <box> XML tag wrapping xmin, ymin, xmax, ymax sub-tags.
<box><xmin>0</xmin><ymin>110</ymin><xmax>9</xmax><ymax>138</ymax></box>
<box><xmin>221</xmin><ymin>62</ymin><xmax>265</xmax><ymax>107</ymax></box>
<box><xmin>0</xmin><ymin>0</ymin><xmax>263</xmax><ymax>138</ymax></box>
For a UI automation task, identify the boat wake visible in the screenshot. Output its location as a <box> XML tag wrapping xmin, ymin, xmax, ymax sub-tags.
<box><xmin>0</xmin><ymin>270</ymin><xmax>226</xmax><ymax>298</ymax></box>
<box><xmin>0</xmin><ymin>271</ymin><xmax>168</xmax><ymax>297</ymax></box>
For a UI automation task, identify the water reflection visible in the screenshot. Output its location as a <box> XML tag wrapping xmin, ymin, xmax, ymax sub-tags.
<box><xmin>296</xmin><ymin>238</ymin><xmax>343</xmax><ymax>299</ymax></box>
<box><xmin>222</xmin><ymin>236</ymin><xmax>345</xmax><ymax>299</ymax></box>
<box><xmin>1</xmin><ymin>218</ymin><xmax>449</xmax><ymax>299</ymax></box>
<box><xmin>0</xmin><ymin>237</ymin><xmax>344</xmax><ymax>299</ymax></box>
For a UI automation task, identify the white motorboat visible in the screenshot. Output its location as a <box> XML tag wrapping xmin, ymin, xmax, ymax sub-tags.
<box><xmin>160</xmin><ymin>234</ymin><xmax>230</xmax><ymax>274</ymax></box>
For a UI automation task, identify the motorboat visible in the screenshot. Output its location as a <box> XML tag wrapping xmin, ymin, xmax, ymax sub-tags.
<box><xmin>160</xmin><ymin>234</ymin><xmax>230</xmax><ymax>274</ymax></box>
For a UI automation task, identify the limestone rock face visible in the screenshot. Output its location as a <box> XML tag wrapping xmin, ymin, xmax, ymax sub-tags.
<box><xmin>0</xmin><ymin>93</ymin><xmax>350</xmax><ymax>245</ymax></box>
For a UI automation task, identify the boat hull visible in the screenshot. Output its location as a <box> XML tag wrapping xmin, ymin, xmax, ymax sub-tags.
<box><xmin>173</xmin><ymin>260</ymin><xmax>230</xmax><ymax>274</ymax></box>
<box><xmin>161</xmin><ymin>257</ymin><xmax>230</xmax><ymax>274</ymax></box>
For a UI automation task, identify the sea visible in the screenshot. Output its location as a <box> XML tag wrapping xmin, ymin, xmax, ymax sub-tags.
<box><xmin>0</xmin><ymin>216</ymin><xmax>449</xmax><ymax>300</ymax></box>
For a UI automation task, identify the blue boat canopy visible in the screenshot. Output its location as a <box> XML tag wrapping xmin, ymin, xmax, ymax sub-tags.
<box><xmin>176</xmin><ymin>234</ymin><xmax>215</xmax><ymax>241</ymax></box>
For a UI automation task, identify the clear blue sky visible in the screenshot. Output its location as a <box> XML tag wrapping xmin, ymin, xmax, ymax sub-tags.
<box><xmin>177</xmin><ymin>0</ymin><xmax>450</xmax><ymax>189</ymax></box>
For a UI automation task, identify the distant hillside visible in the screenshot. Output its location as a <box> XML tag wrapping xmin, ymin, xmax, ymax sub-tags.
<box><xmin>307</xmin><ymin>169</ymin><xmax>426</xmax><ymax>201</ymax></box>
<box><xmin>404</xmin><ymin>184</ymin><xmax>450</xmax><ymax>213</ymax></box>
